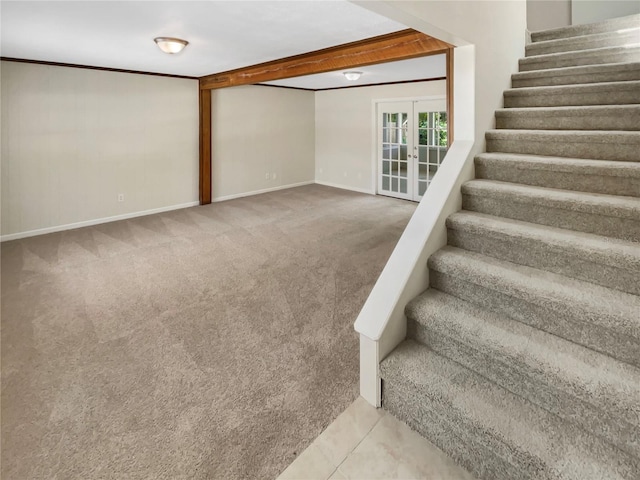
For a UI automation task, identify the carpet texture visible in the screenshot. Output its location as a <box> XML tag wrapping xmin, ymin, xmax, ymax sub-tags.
<box><xmin>1</xmin><ymin>184</ymin><xmax>415</xmax><ymax>479</ymax></box>
<box><xmin>379</xmin><ymin>13</ymin><xmax>640</xmax><ymax>480</ymax></box>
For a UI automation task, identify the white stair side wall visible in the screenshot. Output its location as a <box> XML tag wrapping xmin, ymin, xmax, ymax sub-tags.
<box><xmin>355</xmin><ymin>45</ymin><xmax>475</xmax><ymax>407</ymax></box>
<box><xmin>353</xmin><ymin>0</ymin><xmax>526</xmax><ymax>407</ymax></box>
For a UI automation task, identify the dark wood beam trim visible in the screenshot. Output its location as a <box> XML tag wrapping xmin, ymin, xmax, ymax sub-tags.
<box><xmin>0</xmin><ymin>57</ymin><xmax>198</xmax><ymax>80</ymax></box>
<box><xmin>199</xmin><ymin>29</ymin><xmax>452</xmax><ymax>90</ymax></box>
<box><xmin>199</xmin><ymin>86</ymin><xmax>212</xmax><ymax>204</ymax></box>
<box><xmin>255</xmin><ymin>83</ymin><xmax>315</xmax><ymax>92</ymax></box>
<box><xmin>314</xmin><ymin>76</ymin><xmax>446</xmax><ymax>92</ymax></box>
<box><xmin>257</xmin><ymin>76</ymin><xmax>445</xmax><ymax>93</ymax></box>
<box><xmin>446</xmin><ymin>47</ymin><xmax>454</xmax><ymax>147</ymax></box>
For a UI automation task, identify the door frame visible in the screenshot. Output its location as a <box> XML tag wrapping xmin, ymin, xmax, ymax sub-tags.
<box><xmin>372</xmin><ymin>95</ymin><xmax>447</xmax><ymax>201</ymax></box>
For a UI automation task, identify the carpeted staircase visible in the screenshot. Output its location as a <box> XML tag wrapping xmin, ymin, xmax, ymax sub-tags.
<box><xmin>379</xmin><ymin>14</ymin><xmax>640</xmax><ymax>480</ymax></box>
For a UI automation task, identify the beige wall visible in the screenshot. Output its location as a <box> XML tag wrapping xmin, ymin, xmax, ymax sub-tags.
<box><xmin>528</xmin><ymin>0</ymin><xmax>571</xmax><ymax>31</ymax></box>
<box><xmin>528</xmin><ymin>0</ymin><xmax>639</xmax><ymax>31</ymax></box>
<box><xmin>572</xmin><ymin>0</ymin><xmax>639</xmax><ymax>25</ymax></box>
<box><xmin>357</xmin><ymin>1</ymin><xmax>527</xmax><ymax>153</ymax></box>
<box><xmin>315</xmin><ymin>80</ymin><xmax>446</xmax><ymax>193</ymax></box>
<box><xmin>211</xmin><ymin>85</ymin><xmax>315</xmax><ymax>201</ymax></box>
<box><xmin>1</xmin><ymin>61</ymin><xmax>199</xmax><ymax>239</ymax></box>
<box><xmin>2</xmin><ymin>0</ymin><xmax>529</xmax><ymax>237</ymax></box>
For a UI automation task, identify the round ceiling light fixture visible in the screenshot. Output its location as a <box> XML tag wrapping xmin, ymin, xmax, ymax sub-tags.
<box><xmin>154</xmin><ymin>37</ymin><xmax>189</xmax><ymax>54</ymax></box>
<box><xmin>343</xmin><ymin>71</ymin><xmax>362</xmax><ymax>81</ymax></box>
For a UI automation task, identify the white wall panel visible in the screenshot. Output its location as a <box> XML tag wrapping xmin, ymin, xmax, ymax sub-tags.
<box><xmin>315</xmin><ymin>81</ymin><xmax>446</xmax><ymax>194</ymax></box>
<box><xmin>1</xmin><ymin>61</ymin><xmax>199</xmax><ymax>238</ymax></box>
<box><xmin>211</xmin><ymin>85</ymin><xmax>315</xmax><ymax>201</ymax></box>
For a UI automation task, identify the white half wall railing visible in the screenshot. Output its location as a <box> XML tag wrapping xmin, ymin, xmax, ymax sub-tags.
<box><xmin>354</xmin><ymin>44</ymin><xmax>476</xmax><ymax>407</ymax></box>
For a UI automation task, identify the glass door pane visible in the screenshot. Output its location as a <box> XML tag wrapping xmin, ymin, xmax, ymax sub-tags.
<box><xmin>413</xmin><ymin>99</ymin><xmax>448</xmax><ymax>202</ymax></box>
<box><xmin>378</xmin><ymin>102</ymin><xmax>413</xmax><ymax>200</ymax></box>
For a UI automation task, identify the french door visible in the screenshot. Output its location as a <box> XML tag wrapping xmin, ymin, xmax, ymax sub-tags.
<box><xmin>377</xmin><ymin>98</ymin><xmax>448</xmax><ymax>202</ymax></box>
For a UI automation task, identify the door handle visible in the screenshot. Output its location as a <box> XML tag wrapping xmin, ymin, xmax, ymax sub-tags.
<box><xmin>413</xmin><ymin>155</ymin><xmax>418</xmax><ymax>159</ymax></box>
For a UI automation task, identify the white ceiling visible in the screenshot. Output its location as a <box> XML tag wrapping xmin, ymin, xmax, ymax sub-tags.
<box><xmin>1</xmin><ymin>1</ymin><xmax>407</xmax><ymax>78</ymax></box>
<box><xmin>261</xmin><ymin>55</ymin><xmax>446</xmax><ymax>90</ymax></box>
<box><xmin>1</xmin><ymin>1</ymin><xmax>445</xmax><ymax>89</ymax></box>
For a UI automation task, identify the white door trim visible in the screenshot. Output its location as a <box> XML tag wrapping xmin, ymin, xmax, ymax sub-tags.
<box><xmin>372</xmin><ymin>95</ymin><xmax>447</xmax><ymax>201</ymax></box>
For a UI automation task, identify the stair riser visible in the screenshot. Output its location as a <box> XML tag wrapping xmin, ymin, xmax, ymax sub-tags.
<box><xmin>486</xmin><ymin>137</ymin><xmax>639</xmax><ymax>161</ymax></box>
<box><xmin>429</xmin><ymin>271</ymin><xmax>640</xmax><ymax>367</ymax></box>
<box><xmin>531</xmin><ymin>16</ymin><xmax>640</xmax><ymax>42</ymax></box>
<box><xmin>447</xmin><ymin>227</ymin><xmax>639</xmax><ymax>295</ymax></box>
<box><xmin>462</xmin><ymin>193</ymin><xmax>640</xmax><ymax>241</ymax></box>
<box><xmin>475</xmin><ymin>162</ymin><xmax>640</xmax><ymax>197</ymax></box>
<box><xmin>495</xmin><ymin>113</ymin><xmax>640</xmax><ymax>130</ymax></box>
<box><xmin>512</xmin><ymin>68</ymin><xmax>640</xmax><ymax>87</ymax></box>
<box><xmin>526</xmin><ymin>32</ymin><xmax>640</xmax><ymax>57</ymax></box>
<box><xmin>504</xmin><ymin>90</ymin><xmax>640</xmax><ymax>107</ymax></box>
<box><xmin>382</xmin><ymin>381</ymin><xmax>536</xmax><ymax>480</ymax></box>
<box><xmin>407</xmin><ymin>317</ymin><xmax>640</xmax><ymax>457</ymax></box>
<box><xmin>381</xmin><ymin>15</ymin><xmax>640</xmax><ymax>478</ymax></box>
<box><xmin>519</xmin><ymin>49</ymin><xmax>640</xmax><ymax>72</ymax></box>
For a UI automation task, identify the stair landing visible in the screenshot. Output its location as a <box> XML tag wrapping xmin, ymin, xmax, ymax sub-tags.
<box><xmin>276</xmin><ymin>396</ymin><xmax>475</xmax><ymax>480</ymax></box>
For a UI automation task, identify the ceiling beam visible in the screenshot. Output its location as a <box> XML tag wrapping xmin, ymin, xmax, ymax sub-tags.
<box><xmin>199</xmin><ymin>29</ymin><xmax>452</xmax><ymax>90</ymax></box>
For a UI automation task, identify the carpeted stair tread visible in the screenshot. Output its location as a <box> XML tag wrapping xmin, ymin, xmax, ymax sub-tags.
<box><xmin>511</xmin><ymin>62</ymin><xmax>640</xmax><ymax>88</ymax></box>
<box><xmin>461</xmin><ymin>179</ymin><xmax>640</xmax><ymax>241</ymax></box>
<box><xmin>485</xmin><ymin>128</ymin><xmax>640</xmax><ymax>146</ymax></box>
<box><xmin>380</xmin><ymin>340</ymin><xmax>640</xmax><ymax>480</ymax></box>
<box><xmin>530</xmin><ymin>13</ymin><xmax>640</xmax><ymax>43</ymax></box>
<box><xmin>503</xmin><ymin>80</ymin><xmax>640</xmax><ymax>107</ymax></box>
<box><xmin>427</xmin><ymin>246</ymin><xmax>640</xmax><ymax>366</ymax></box>
<box><xmin>405</xmin><ymin>289</ymin><xmax>640</xmax><ymax>456</ymax></box>
<box><xmin>381</xmin><ymin>14</ymin><xmax>640</xmax><ymax>479</ymax></box>
<box><xmin>519</xmin><ymin>44</ymin><xmax>640</xmax><ymax>72</ymax></box>
<box><xmin>485</xmin><ymin>129</ymin><xmax>640</xmax><ymax>161</ymax></box>
<box><xmin>446</xmin><ymin>210</ymin><xmax>640</xmax><ymax>268</ymax></box>
<box><xmin>462</xmin><ymin>179</ymin><xmax>640</xmax><ymax>219</ymax></box>
<box><xmin>446</xmin><ymin>210</ymin><xmax>640</xmax><ymax>294</ymax></box>
<box><xmin>427</xmin><ymin>246</ymin><xmax>640</xmax><ymax>335</ymax></box>
<box><xmin>526</xmin><ymin>28</ymin><xmax>640</xmax><ymax>57</ymax></box>
<box><xmin>475</xmin><ymin>152</ymin><xmax>640</xmax><ymax>178</ymax></box>
<box><xmin>474</xmin><ymin>152</ymin><xmax>640</xmax><ymax>197</ymax></box>
<box><xmin>495</xmin><ymin>104</ymin><xmax>640</xmax><ymax>130</ymax></box>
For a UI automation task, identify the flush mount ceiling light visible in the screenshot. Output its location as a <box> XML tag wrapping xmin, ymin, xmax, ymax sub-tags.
<box><xmin>343</xmin><ymin>71</ymin><xmax>362</xmax><ymax>81</ymax></box>
<box><xmin>154</xmin><ymin>37</ymin><xmax>189</xmax><ymax>54</ymax></box>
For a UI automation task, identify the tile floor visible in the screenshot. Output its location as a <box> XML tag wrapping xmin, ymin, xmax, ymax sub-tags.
<box><xmin>276</xmin><ymin>397</ymin><xmax>475</xmax><ymax>480</ymax></box>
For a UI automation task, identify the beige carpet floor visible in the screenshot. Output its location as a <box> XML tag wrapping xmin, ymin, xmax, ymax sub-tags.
<box><xmin>1</xmin><ymin>184</ymin><xmax>416</xmax><ymax>479</ymax></box>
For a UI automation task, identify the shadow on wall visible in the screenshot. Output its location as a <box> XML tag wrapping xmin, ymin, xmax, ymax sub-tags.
<box><xmin>527</xmin><ymin>0</ymin><xmax>640</xmax><ymax>32</ymax></box>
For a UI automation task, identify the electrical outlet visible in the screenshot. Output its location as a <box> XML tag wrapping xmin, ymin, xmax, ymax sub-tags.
<box><xmin>272</xmin><ymin>173</ymin><xmax>277</xmax><ymax>180</ymax></box>
<box><xmin>265</xmin><ymin>173</ymin><xmax>270</xmax><ymax>180</ymax></box>
<box><xmin>118</xmin><ymin>194</ymin><xmax>124</xmax><ymax>202</ymax></box>
<box><xmin>319</xmin><ymin>168</ymin><xmax>323</xmax><ymax>174</ymax></box>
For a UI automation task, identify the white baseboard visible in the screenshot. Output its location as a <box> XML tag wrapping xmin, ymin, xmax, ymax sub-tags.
<box><xmin>314</xmin><ymin>181</ymin><xmax>375</xmax><ymax>195</ymax></box>
<box><xmin>212</xmin><ymin>181</ymin><xmax>315</xmax><ymax>202</ymax></box>
<box><xmin>1</xmin><ymin>201</ymin><xmax>200</xmax><ymax>242</ymax></box>
<box><xmin>1</xmin><ymin>181</ymin><xmax>373</xmax><ymax>241</ymax></box>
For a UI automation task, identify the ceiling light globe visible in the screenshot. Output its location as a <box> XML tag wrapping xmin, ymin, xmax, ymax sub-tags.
<box><xmin>343</xmin><ymin>71</ymin><xmax>362</xmax><ymax>81</ymax></box>
<box><xmin>154</xmin><ymin>37</ymin><xmax>189</xmax><ymax>54</ymax></box>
